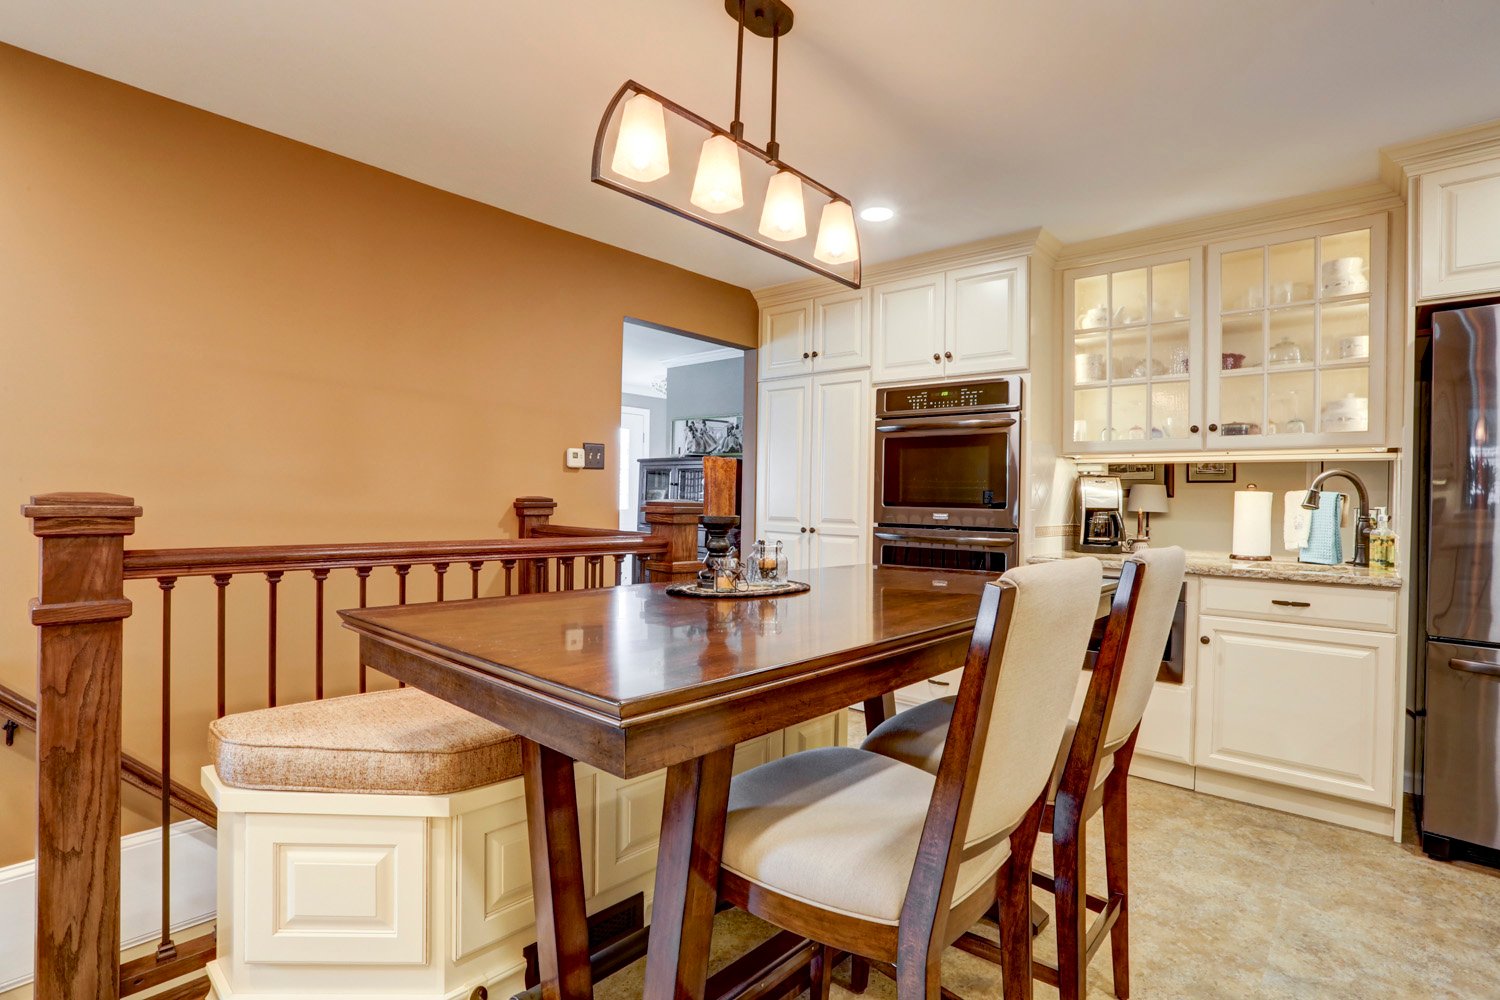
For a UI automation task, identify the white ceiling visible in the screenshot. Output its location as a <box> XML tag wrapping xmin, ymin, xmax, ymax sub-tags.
<box><xmin>5</xmin><ymin>1</ymin><xmax>1500</xmax><ymax>290</ymax></box>
<box><xmin>622</xmin><ymin>321</ymin><xmax>742</xmax><ymax>398</ymax></box>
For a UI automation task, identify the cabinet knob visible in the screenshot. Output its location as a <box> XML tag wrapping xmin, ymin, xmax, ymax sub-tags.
<box><xmin>933</xmin><ymin>353</ymin><xmax>942</xmax><ymax>363</ymax></box>
<box><xmin>799</xmin><ymin>526</ymin><xmax>807</xmax><ymax>533</ymax></box>
<box><xmin>1190</xmin><ymin>424</ymin><xmax>1200</xmax><ymax>434</ymax></box>
<box><xmin>944</xmin><ymin>351</ymin><xmax>953</xmax><ymax>360</ymax></box>
<box><xmin>1200</xmin><ymin>635</ymin><xmax>1210</xmax><ymax>645</ymax></box>
<box><xmin>808</xmin><ymin>526</ymin><xmax>817</xmax><ymax>533</ymax></box>
<box><xmin>1208</xmin><ymin>423</ymin><xmax>1219</xmax><ymax>432</ymax></box>
<box><xmin>802</xmin><ymin>352</ymin><xmax>810</xmax><ymax>360</ymax></box>
<box><xmin>811</xmin><ymin>350</ymin><xmax>820</xmax><ymax>358</ymax></box>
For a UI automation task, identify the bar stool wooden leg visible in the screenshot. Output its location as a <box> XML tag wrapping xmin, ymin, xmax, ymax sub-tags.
<box><xmin>996</xmin><ymin>793</ymin><xmax>1045</xmax><ymax>1000</ymax></box>
<box><xmin>847</xmin><ymin>955</ymin><xmax>870</xmax><ymax>994</ymax></box>
<box><xmin>810</xmin><ymin>944</ymin><xmax>834</xmax><ymax>1000</ymax></box>
<box><xmin>1102</xmin><ymin>744</ymin><xmax>1135</xmax><ymax>999</ymax></box>
<box><xmin>1051</xmin><ymin>800</ymin><xmax>1089</xmax><ymax>1000</ymax></box>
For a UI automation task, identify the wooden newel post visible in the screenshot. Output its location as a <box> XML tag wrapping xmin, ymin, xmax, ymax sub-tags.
<box><xmin>642</xmin><ymin>500</ymin><xmax>704</xmax><ymax>584</ymax></box>
<box><xmin>22</xmin><ymin>492</ymin><xmax>142</xmax><ymax>1000</ymax></box>
<box><xmin>513</xmin><ymin>496</ymin><xmax>558</xmax><ymax>539</ymax></box>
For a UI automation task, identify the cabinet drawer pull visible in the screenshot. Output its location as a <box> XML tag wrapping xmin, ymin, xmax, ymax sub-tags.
<box><xmin>929</xmin><ymin>679</ymin><xmax>951</xmax><ymax>687</ymax></box>
<box><xmin>1271</xmin><ymin>599</ymin><xmax>1312</xmax><ymax>608</ymax></box>
<box><xmin>1451</xmin><ymin>658</ymin><xmax>1500</xmax><ymax>678</ymax></box>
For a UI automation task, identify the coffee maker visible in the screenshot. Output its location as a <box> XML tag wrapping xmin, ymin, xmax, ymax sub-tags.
<box><xmin>1075</xmin><ymin>475</ymin><xmax>1129</xmax><ymax>553</ymax></box>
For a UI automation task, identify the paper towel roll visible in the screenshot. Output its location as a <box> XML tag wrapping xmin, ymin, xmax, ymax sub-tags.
<box><xmin>1232</xmin><ymin>489</ymin><xmax>1273</xmax><ymax>561</ymax></box>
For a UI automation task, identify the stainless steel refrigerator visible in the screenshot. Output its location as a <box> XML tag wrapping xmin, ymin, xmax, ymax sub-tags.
<box><xmin>1422</xmin><ymin>303</ymin><xmax>1500</xmax><ymax>859</ymax></box>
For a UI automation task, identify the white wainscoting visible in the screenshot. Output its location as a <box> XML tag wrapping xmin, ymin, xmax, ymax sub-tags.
<box><xmin>0</xmin><ymin>819</ymin><xmax>216</xmax><ymax>991</ymax></box>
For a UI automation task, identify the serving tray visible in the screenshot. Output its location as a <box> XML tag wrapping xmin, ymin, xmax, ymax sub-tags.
<box><xmin>665</xmin><ymin>580</ymin><xmax>810</xmax><ymax>600</ymax></box>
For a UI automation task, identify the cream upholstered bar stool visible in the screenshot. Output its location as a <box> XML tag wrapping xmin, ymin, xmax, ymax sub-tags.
<box><xmin>716</xmin><ymin>557</ymin><xmax>1104</xmax><ymax>1000</ymax></box>
<box><xmin>202</xmin><ymin>687</ymin><xmax>539</xmax><ymax>1000</ymax></box>
<box><xmin>859</xmin><ymin>547</ymin><xmax>1187</xmax><ymax>1000</ymax></box>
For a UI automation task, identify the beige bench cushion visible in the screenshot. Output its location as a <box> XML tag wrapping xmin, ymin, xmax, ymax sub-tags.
<box><xmin>210</xmin><ymin>688</ymin><xmax>522</xmax><ymax>795</ymax></box>
<box><xmin>721</xmin><ymin>746</ymin><xmax>1010</xmax><ymax>925</ymax></box>
<box><xmin>861</xmin><ymin>701</ymin><xmax>1113</xmax><ymax>801</ymax></box>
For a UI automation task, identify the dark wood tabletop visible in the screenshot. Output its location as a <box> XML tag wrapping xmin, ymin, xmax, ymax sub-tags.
<box><xmin>341</xmin><ymin>564</ymin><xmax>994</xmax><ymax>777</ymax></box>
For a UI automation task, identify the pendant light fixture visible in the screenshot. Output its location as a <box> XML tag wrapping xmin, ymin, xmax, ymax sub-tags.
<box><xmin>592</xmin><ymin>0</ymin><xmax>862</xmax><ymax>288</ymax></box>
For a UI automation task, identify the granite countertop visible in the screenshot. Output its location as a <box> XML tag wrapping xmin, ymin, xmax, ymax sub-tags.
<box><xmin>1027</xmin><ymin>550</ymin><xmax>1402</xmax><ymax>589</ymax></box>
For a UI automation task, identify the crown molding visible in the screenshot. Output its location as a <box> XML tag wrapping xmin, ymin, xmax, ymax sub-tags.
<box><xmin>1380</xmin><ymin>116</ymin><xmax>1500</xmax><ymax>189</ymax></box>
<box><xmin>662</xmin><ymin>347</ymin><xmax>743</xmax><ymax>368</ymax></box>
<box><xmin>753</xmin><ymin>227</ymin><xmax>1056</xmax><ymax>306</ymax></box>
<box><xmin>1054</xmin><ymin>182</ymin><xmax>1403</xmax><ymax>271</ymax></box>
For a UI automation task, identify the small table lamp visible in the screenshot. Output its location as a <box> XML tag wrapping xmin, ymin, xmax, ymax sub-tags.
<box><xmin>1127</xmin><ymin>484</ymin><xmax>1169</xmax><ymax>549</ymax></box>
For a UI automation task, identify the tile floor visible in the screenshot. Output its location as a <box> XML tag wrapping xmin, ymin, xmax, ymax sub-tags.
<box><xmin>596</xmin><ymin>719</ymin><xmax>1500</xmax><ymax>999</ymax></box>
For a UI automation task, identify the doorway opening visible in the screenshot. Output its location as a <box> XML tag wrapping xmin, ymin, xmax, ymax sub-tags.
<box><xmin>619</xmin><ymin>320</ymin><xmax>752</xmax><ymax>538</ymax></box>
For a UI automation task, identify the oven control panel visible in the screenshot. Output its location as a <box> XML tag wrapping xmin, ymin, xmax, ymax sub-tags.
<box><xmin>877</xmin><ymin>377</ymin><xmax>1021</xmax><ymax>417</ymax></box>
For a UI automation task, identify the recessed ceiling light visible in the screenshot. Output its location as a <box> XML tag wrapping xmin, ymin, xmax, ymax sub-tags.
<box><xmin>860</xmin><ymin>206</ymin><xmax>895</xmax><ymax>223</ymax></box>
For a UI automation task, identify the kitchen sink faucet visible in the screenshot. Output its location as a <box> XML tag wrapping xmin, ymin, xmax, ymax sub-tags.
<box><xmin>1300</xmin><ymin>468</ymin><xmax>1372</xmax><ymax>567</ymax></box>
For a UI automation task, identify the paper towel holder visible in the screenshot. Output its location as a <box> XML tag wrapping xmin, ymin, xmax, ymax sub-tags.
<box><xmin>1230</xmin><ymin>484</ymin><xmax>1273</xmax><ymax>561</ymax></box>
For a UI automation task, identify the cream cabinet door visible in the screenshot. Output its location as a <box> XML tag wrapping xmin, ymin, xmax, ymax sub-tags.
<box><xmin>872</xmin><ymin>274</ymin><xmax>945</xmax><ymax>383</ymax></box>
<box><xmin>1419</xmin><ymin>158</ymin><xmax>1500</xmax><ymax>300</ymax></box>
<box><xmin>945</xmin><ymin>257</ymin><xmax>1029</xmax><ymax>375</ymax></box>
<box><xmin>812</xmin><ymin>290</ymin><xmax>870</xmax><ymax>373</ymax></box>
<box><xmin>760</xmin><ymin>301</ymin><xmax>814</xmax><ymax>380</ymax></box>
<box><xmin>755</xmin><ymin>377</ymin><xmax>812</xmax><ymax>573</ymax></box>
<box><xmin>1195</xmin><ymin>615</ymin><xmax>1395</xmax><ymax>805</ymax></box>
<box><xmin>808</xmin><ymin>370</ymin><xmax>872</xmax><ymax>568</ymax></box>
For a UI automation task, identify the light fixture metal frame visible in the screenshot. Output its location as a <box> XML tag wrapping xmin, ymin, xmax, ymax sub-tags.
<box><xmin>592</xmin><ymin>76</ymin><xmax>861</xmax><ymax>288</ymax></box>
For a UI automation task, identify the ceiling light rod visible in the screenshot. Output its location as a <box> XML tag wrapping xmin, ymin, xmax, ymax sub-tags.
<box><xmin>591</xmin><ymin>0</ymin><xmax>861</xmax><ymax>288</ymax></box>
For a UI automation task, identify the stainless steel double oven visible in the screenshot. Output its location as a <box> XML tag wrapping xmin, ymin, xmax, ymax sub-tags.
<box><xmin>872</xmin><ymin>377</ymin><xmax>1022</xmax><ymax>573</ymax></box>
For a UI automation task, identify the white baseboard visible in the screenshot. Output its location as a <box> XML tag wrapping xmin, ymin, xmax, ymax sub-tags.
<box><xmin>0</xmin><ymin>819</ymin><xmax>216</xmax><ymax>991</ymax></box>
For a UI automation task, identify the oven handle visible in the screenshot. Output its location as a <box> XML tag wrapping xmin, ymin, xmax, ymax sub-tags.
<box><xmin>875</xmin><ymin>416</ymin><xmax>1018</xmax><ymax>433</ymax></box>
<box><xmin>874</xmin><ymin>530</ymin><xmax>1018</xmax><ymax>548</ymax></box>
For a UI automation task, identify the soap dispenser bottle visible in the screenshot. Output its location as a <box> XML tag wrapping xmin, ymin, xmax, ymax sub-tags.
<box><xmin>1369</xmin><ymin>508</ymin><xmax>1397</xmax><ymax>574</ymax></box>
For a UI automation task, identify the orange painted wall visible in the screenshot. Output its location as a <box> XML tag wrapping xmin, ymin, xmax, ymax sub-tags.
<box><xmin>0</xmin><ymin>43</ymin><xmax>757</xmax><ymax>866</ymax></box>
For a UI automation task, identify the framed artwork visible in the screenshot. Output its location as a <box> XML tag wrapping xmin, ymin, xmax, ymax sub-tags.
<box><xmin>1185</xmin><ymin>462</ymin><xmax>1236</xmax><ymax>483</ymax></box>
<box><xmin>1109</xmin><ymin>463</ymin><xmax>1175</xmax><ymax>499</ymax></box>
<box><xmin>672</xmin><ymin>415</ymin><xmax>743</xmax><ymax>457</ymax></box>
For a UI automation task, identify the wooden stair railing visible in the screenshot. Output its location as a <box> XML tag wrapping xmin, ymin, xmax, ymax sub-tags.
<box><xmin>22</xmin><ymin>492</ymin><xmax>702</xmax><ymax>1000</ymax></box>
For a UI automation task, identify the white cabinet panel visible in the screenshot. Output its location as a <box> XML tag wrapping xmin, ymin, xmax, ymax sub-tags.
<box><xmin>946</xmin><ymin>257</ymin><xmax>1028</xmax><ymax>375</ymax></box>
<box><xmin>733</xmin><ymin>732</ymin><xmax>784</xmax><ymax>775</ymax></box>
<box><xmin>783</xmin><ymin>712</ymin><xmax>847</xmax><ymax>754</ymax></box>
<box><xmin>809</xmin><ymin>370</ymin><xmax>872</xmax><ymax>567</ymax></box>
<box><xmin>813</xmin><ymin>290</ymin><xmax>870</xmax><ymax>372</ymax></box>
<box><xmin>1198</xmin><ymin>577</ymin><xmax>1398</xmax><ymax>633</ymax></box>
<box><xmin>756</xmin><ymin>379</ymin><xmax>810</xmax><ymax>537</ymax></box>
<box><xmin>760</xmin><ymin>301</ymin><xmax>814</xmax><ymax>380</ymax></box>
<box><xmin>1195</xmin><ymin>615</ymin><xmax>1395</xmax><ymax>805</ymax></box>
<box><xmin>872</xmin><ymin>275</ymin><xmax>945</xmax><ymax>383</ymax></box>
<box><xmin>1419</xmin><ymin>158</ymin><xmax>1500</xmax><ymax>300</ymax></box>
<box><xmin>593</xmin><ymin>770</ymin><xmax>667</xmax><ymax>895</ymax></box>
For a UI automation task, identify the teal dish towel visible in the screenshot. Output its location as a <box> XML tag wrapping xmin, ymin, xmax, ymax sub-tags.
<box><xmin>1299</xmin><ymin>491</ymin><xmax>1343</xmax><ymax>565</ymax></box>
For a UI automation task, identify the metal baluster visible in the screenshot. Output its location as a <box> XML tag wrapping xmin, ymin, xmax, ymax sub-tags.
<box><xmin>470</xmin><ymin>560</ymin><xmax>483</xmax><ymax>598</ymax></box>
<box><xmin>434</xmin><ymin>562</ymin><xmax>448</xmax><ymax>602</ymax></box>
<box><xmin>214</xmin><ymin>574</ymin><xmax>230</xmax><ymax>719</ymax></box>
<box><xmin>356</xmin><ymin>567</ymin><xmax>372</xmax><ymax>692</ymax></box>
<box><xmin>266</xmin><ymin>571</ymin><xmax>282</xmax><ymax>707</ymax></box>
<box><xmin>502</xmin><ymin>559</ymin><xmax>515</xmax><ymax>596</ymax></box>
<box><xmin>157</xmin><ymin>577</ymin><xmax>178</xmax><ymax>961</ymax></box>
<box><xmin>312</xmin><ymin>569</ymin><xmax>329</xmax><ymax>700</ymax></box>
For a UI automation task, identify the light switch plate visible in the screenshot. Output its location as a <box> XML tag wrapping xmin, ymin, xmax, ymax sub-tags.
<box><xmin>583</xmin><ymin>442</ymin><xmax>606</xmax><ymax>469</ymax></box>
<box><xmin>565</xmin><ymin>447</ymin><xmax>586</xmax><ymax>469</ymax></box>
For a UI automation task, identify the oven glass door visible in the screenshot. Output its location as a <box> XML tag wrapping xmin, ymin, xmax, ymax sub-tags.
<box><xmin>876</xmin><ymin>415</ymin><xmax>1018</xmax><ymax>529</ymax></box>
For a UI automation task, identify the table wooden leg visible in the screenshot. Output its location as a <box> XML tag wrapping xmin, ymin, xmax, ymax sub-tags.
<box><xmin>861</xmin><ymin>693</ymin><xmax>896</xmax><ymax>731</ymax></box>
<box><xmin>522</xmin><ymin>739</ymin><xmax>593</xmax><ymax>1000</ymax></box>
<box><xmin>643</xmin><ymin>747</ymin><xmax>735</xmax><ymax>1000</ymax></box>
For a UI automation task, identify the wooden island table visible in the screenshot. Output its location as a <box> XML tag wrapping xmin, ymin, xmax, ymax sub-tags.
<box><xmin>340</xmin><ymin>564</ymin><xmax>1005</xmax><ymax>999</ymax></box>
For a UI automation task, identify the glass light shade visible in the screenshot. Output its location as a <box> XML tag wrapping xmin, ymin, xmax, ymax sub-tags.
<box><xmin>758</xmin><ymin>170</ymin><xmax>807</xmax><ymax>242</ymax></box>
<box><xmin>609</xmin><ymin>93</ymin><xmax>670</xmax><ymax>182</ymax></box>
<box><xmin>1126</xmin><ymin>484</ymin><xmax>1170</xmax><ymax>514</ymax></box>
<box><xmin>813</xmin><ymin>200</ymin><xmax>859</xmax><ymax>265</ymax></box>
<box><xmin>689</xmin><ymin>134</ymin><xmax>744</xmax><ymax>214</ymax></box>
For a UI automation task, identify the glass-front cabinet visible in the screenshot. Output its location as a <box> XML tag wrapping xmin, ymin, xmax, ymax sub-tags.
<box><xmin>1065</xmin><ymin>252</ymin><xmax>1204</xmax><ymax>454</ymax></box>
<box><xmin>1207</xmin><ymin>217</ymin><xmax>1386</xmax><ymax>449</ymax></box>
<box><xmin>1062</xmin><ymin>213</ymin><xmax>1389</xmax><ymax>456</ymax></box>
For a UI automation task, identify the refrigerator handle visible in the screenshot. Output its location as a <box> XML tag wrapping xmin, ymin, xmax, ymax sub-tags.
<box><xmin>1450</xmin><ymin>658</ymin><xmax>1500</xmax><ymax>679</ymax></box>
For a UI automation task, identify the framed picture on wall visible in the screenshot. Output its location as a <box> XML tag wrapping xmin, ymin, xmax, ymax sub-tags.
<box><xmin>1107</xmin><ymin>463</ymin><xmax>1175</xmax><ymax>498</ymax></box>
<box><xmin>672</xmin><ymin>415</ymin><xmax>743</xmax><ymax>457</ymax></box>
<box><xmin>1185</xmin><ymin>462</ymin><xmax>1236</xmax><ymax>483</ymax></box>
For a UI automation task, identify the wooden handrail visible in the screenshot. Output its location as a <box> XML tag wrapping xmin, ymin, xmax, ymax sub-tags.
<box><xmin>123</xmin><ymin>534</ymin><xmax>666</xmax><ymax>579</ymax></box>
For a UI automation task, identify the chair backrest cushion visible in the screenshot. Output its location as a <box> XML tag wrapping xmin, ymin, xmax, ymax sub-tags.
<box><xmin>965</xmin><ymin>557</ymin><xmax>1102</xmax><ymax>847</ymax></box>
<box><xmin>1103</xmin><ymin>547</ymin><xmax>1188</xmax><ymax>749</ymax></box>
